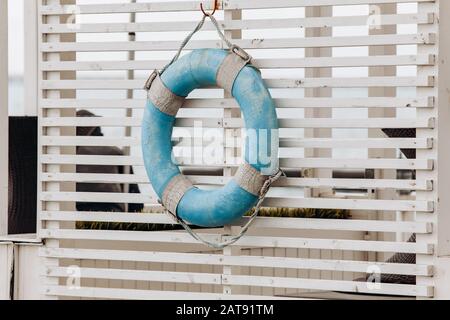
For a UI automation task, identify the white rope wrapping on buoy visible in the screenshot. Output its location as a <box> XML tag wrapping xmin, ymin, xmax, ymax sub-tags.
<box><xmin>147</xmin><ymin>72</ymin><xmax>185</xmax><ymax>116</ymax></box>
<box><xmin>216</xmin><ymin>49</ymin><xmax>252</xmax><ymax>94</ymax></box>
<box><xmin>233</xmin><ymin>162</ymin><xmax>269</xmax><ymax>197</ymax></box>
<box><xmin>162</xmin><ymin>175</ymin><xmax>195</xmax><ymax>216</ymax></box>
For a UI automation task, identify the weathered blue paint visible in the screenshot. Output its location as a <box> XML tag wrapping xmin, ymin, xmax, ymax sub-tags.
<box><xmin>142</xmin><ymin>48</ymin><xmax>278</xmax><ymax>227</ymax></box>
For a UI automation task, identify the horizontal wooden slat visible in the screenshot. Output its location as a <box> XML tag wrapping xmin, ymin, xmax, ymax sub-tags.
<box><xmin>40</xmin><ymin>56</ymin><xmax>435</xmax><ymax>75</ymax></box>
<box><xmin>40</xmin><ymin>154</ymin><xmax>435</xmax><ymax>170</ymax></box>
<box><xmin>41</xmin><ymin>247</ymin><xmax>433</xmax><ymax>276</ymax></box>
<box><xmin>232</xmin><ymin>235</ymin><xmax>433</xmax><ymax>254</ymax></box>
<box><xmin>40</xmin><ymin>173</ymin><xmax>433</xmax><ymax>191</ymax></box>
<box><xmin>42</xmin><ymin>34</ymin><xmax>435</xmax><ymax>53</ymax></box>
<box><xmin>40</xmin><ymin>191</ymin><xmax>157</xmax><ymax>204</ymax></box>
<box><xmin>40</xmin><ymin>191</ymin><xmax>433</xmax><ymax>212</ymax></box>
<box><xmin>40</xmin><ymin>211</ymin><xmax>433</xmax><ymax>234</ymax></box>
<box><xmin>40</xmin><ymin>117</ymin><xmax>435</xmax><ymax>129</ymax></box>
<box><xmin>43</xmin><ymin>285</ymin><xmax>295</xmax><ymax>300</ymax></box>
<box><xmin>41</xmin><ymin>136</ymin><xmax>433</xmax><ymax>149</ymax></box>
<box><xmin>40</xmin><ymin>97</ymin><xmax>434</xmax><ymax>109</ymax></box>
<box><xmin>265</xmin><ymin>178</ymin><xmax>432</xmax><ymax>191</ymax></box>
<box><xmin>41</xmin><ymin>14</ymin><xmax>434</xmax><ymax>34</ymax></box>
<box><xmin>42</xmin><ymin>76</ymin><xmax>434</xmax><ymax>90</ymax></box>
<box><xmin>40</xmin><ymin>0</ymin><xmax>436</xmax><ymax>15</ymax></box>
<box><xmin>43</xmin><ymin>266</ymin><xmax>431</xmax><ymax>297</ymax></box>
<box><xmin>39</xmin><ymin>229</ymin><xmax>434</xmax><ymax>253</ymax></box>
<box><xmin>45</xmin><ymin>267</ymin><xmax>222</xmax><ymax>286</ymax></box>
<box><xmin>228</xmin><ymin>118</ymin><xmax>435</xmax><ymax>129</ymax></box>
<box><xmin>280</xmin><ymin>138</ymin><xmax>433</xmax><ymax>149</ymax></box>
<box><xmin>278</xmin><ymin>158</ymin><xmax>434</xmax><ymax>170</ymax></box>
<box><xmin>223</xmin><ymin>274</ymin><xmax>432</xmax><ymax>297</ymax></box>
<box><xmin>225</xmin><ymin>0</ymin><xmax>436</xmax><ymax>11</ymax></box>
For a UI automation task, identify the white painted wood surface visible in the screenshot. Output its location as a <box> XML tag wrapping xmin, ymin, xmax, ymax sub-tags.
<box><xmin>13</xmin><ymin>243</ymin><xmax>44</xmax><ymax>300</ymax></box>
<box><xmin>42</xmin><ymin>13</ymin><xmax>433</xmax><ymax>34</ymax></box>
<box><xmin>0</xmin><ymin>243</ymin><xmax>13</xmax><ymax>300</ymax></box>
<box><xmin>0</xmin><ymin>0</ymin><xmax>8</xmax><ymax>236</ymax></box>
<box><xmin>41</xmin><ymin>247</ymin><xmax>432</xmax><ymax>276</ymax></box>
<box><xmin>40</xmin><ymin>97</ymin><xmax>433</xmax><ymax>109</ymax></box>
<box><xmin>39</xmin><ymin>0</ymin><xmax>437</xmax><ymax>15</ymax></box>
<box><xmin>41</xmin><ymin>35</ymin><xmax>435</xmax><ymax>52</ymax></box>
<box><xmin>39</xmin><ymin>0</ymin><xmax>78</xmax><ymax>300</ymax></box>
<box><xmin>415</xmin><ymin>0</ymin><xmax>450</xmax><ymax>300</ymax></box>
<box><xmin>34</xmin><ymin>0</ymin><xmax>445</xmax><ymax>299</ymax></box>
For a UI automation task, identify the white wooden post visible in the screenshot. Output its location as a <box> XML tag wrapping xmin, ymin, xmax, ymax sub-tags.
<box><xmin>223</xmin><ymin>5</ymin><xmax>242</xmax><ymax>296</ymax></box>
<box><xmin>304</xmin><ymin>6</ymin><xmax>332</xmax><ymax>199</ymax></box>
<box><xmin>417</xmin><ymin>0</ymin><xmax>450</xmax><ymax>299</ymax></box>
<box><xmin>40</xmin><ymin>0</ymin><xmax>77</xmax><ymax>299</ymax></box>
<box><xmin>0</xmin><ymin>243</ymin><xmax>14</xmax><ymax>300</ymax></box>
<box><xmin>14</xmin><ymin>244</ymin><xmax>45</xmax><ymax>300</ymax></box>
<box><xmin>59</xmin><ymin>3</ymin><xmax>77</xmax><ymax>227</ymax></box>
<box><xmin>39</xmin><ymin>0</ymin><xmax>62</xmax><ymax>299</ymax></box>
<box><xmin>368</xmin><ymin>3</ymin><xmax>397</xmax><ymax>262</ymax></box>
<box><xmin>435</xmin><ymin>1</ymin><xmax>450</xmax><ymax>256</ymax></box>
<box><xmin>122</xmin><ymin>0</ymin><xmax>137</xmax><ymax>212</ymax></box>
<box><xmin>24</xmin><ymin>0</ymin><xmax>39</xmax><ymax>117</ymax></box>
<box><xmin>0</xmin><ymin>0</ymin><xmax>9</xmax><ymax>236</ymax></box>
<box><xmin>304</xmin><ymin>6</ymin><xmax>333</xmax><ymax>282</ymax></box>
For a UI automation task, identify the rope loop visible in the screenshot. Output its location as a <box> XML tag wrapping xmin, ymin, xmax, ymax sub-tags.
<box><xmin>200</xmin><ymin>0</ymin><xmax>219</xmax><ymax>17</ymax></box>
<box><xmin>145</xmin><ymin>12</ymin><xmax>245</xmax><ymax>88</ymax></box>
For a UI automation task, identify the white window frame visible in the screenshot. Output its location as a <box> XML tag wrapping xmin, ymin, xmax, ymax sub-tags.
<box><xmin>0</xmin><ymin>0</ymin><xmax>9</xmax><ymax>236</ymax></box>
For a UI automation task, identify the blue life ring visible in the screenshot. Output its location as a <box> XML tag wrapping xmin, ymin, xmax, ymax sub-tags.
<box><xmin>142</xmin><ymin>48</ymin><xmax>279</xmax><ymax>227</ymax></box>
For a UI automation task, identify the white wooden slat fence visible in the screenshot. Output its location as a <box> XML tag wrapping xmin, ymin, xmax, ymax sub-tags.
<box><xmin>34</xmin><ymin>0</ymin><xmax>450</xmax><ymax>299</ymax></box>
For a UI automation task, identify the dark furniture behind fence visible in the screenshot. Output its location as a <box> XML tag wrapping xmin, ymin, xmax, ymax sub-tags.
<box><xmin>8</xmin><ymin>117</ymin><xmax>37</xmax><ymax>235</ymax></box>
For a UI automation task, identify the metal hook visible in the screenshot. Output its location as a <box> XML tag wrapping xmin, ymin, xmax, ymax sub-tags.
<box><xmin>200</xmin><ymin>0</ymin><xmax>218</xmax><ymax>16</ymax></box>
